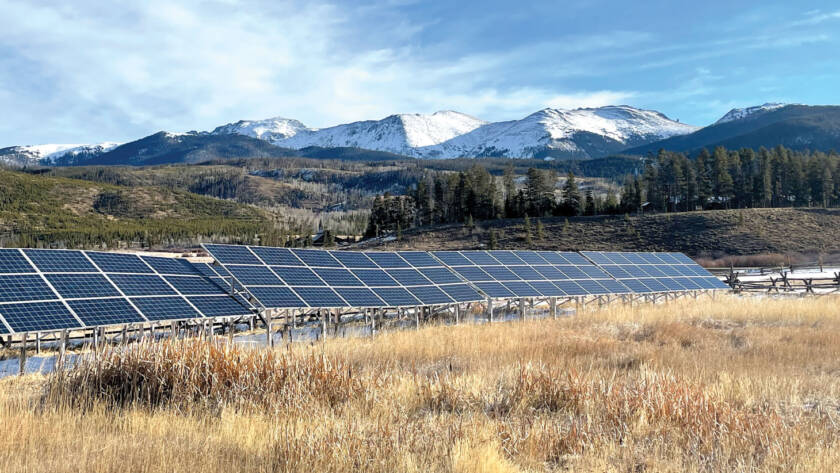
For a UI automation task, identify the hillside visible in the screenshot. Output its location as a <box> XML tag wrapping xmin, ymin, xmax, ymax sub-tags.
<box><xmin>626</xmin><ymin>105</ymin><xmax>840</xmax><ymax>155</ymax></box>
<box><xmin>0</xmin><ymin>168</ymin><xmax>278</xmax><ymax>248</ymax></box>
<box><xmin>362</xmin><ymin>208</ymin><xmax>840</xmax><ymax>258</ymax></box>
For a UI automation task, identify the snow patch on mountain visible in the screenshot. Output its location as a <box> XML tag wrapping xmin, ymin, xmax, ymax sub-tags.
<box><xmin>0</xmin><ymin>142</ymin><xmax>122</xmax><ymax>166</ymax></box>
<box><xmin>715</xmin><ymin>103</ymin><xmax>790</xmax><ymax>124</ymax></box>
<box><xmin>211</xmin><ymin>117</ymin><xmax>310</xmax><ymax>143</ymax></box>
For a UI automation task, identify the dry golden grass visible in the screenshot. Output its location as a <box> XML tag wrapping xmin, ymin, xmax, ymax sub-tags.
<box><xmin>2</xmin><ymin>295</ymin><xmax>840</xmax><ymax>472</ymax></box>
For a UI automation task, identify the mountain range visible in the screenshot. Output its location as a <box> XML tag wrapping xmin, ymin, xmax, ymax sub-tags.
<box><xmin>2</xmin><ymin>103</ymin><xmax>839</xmax><ymax>167</ymax></box>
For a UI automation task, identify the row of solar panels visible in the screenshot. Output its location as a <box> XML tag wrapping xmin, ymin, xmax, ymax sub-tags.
<box><xmin>0</xmin><ymin>249</ymin><xmax>253</xmax><ymax>335</ymax></box>
<box><xmin>203</xmin><ymin>245</ymin><xmax>728</xmax><ymax>310</ymax></box>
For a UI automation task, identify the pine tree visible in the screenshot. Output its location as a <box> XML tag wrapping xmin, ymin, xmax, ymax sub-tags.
<box><xmin>584</xmin><ymin>189</ymin><xmax>595</xmax><ymax>216</ymax></box>
<box><xmin>536</xmin><ymin>219</ymin><xmax>545</xmax><ymax>240</ymax></box>
<box><xmin>523</xmin><ymin>215</ymin><xmax>532</xmax><ymax>244</ymax></box>
<box><xmin>561</xmin><ymin>171</ymin><xmax>581</xmax><ymax>216</ymax></box>
<box><xmin>488</xmin><ymin>229</ymin><xmax>498</xmax><ymax>250</ymax></box>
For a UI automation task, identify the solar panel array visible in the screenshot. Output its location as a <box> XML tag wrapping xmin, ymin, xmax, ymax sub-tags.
<box><xmin>203</xmin><ymin>245</ymin><xmax>484</xmax><ymax>309</ymax></box>
<box><xmin>580</xmin><ymin>251</ymin><xmax>729</xmax><ymax>292</ymax></box>
<box><xmin>0</xmin><ymin>249</ymin><xmax>253</xmax><ymax>335</ymax></box>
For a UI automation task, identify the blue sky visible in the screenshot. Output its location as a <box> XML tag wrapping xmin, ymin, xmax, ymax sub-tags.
<box><xmin>1</xmin><ymin>0</ymin><xmax>839</xmax><ymax>146</ymax></box>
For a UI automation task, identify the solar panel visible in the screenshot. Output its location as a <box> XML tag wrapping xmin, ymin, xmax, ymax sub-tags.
<box><xmin>452</xmin><ymin>266</ymin><xmax>494</xmax><ymax>282</ymax></box>
<box><xmin>559</xmin><ymin>252</ymin><xmax>589</xmax><ymax>265</ymax></box>
<box><xmin>313</xmin><ymin>268</ymin><xmax>364</xmax><ymax>287</ymax></box>
<box><xmin>432</xmin><ymin>251</ymin><xmax>472</xmax><ymax>266</ymax></box>
<box><xmin>387</xmin><ymin>269</ymin><xmax>433</xmax><ymax>286</ymax></box>
<box><xmin>619</xmin><ymin>279</ymin><xmax>653</xmax><ymax>293</ymax></box>
<box><xmin>87</xmin><ymin>252</ymin><xmax>154</xmax><ymax>274</ymax></box>
<box><xmin>440</xmin><ymin>283</ymin><xmax>484</xmax><ymax>302</ymax></box>
<box><xmin>45</xmin><ymin>274</ymin><xmax>121</xmax><ymax>299</ymax></box>
<box><xmin>397</xmin><ymin>251</ymin><xmax>441</xmax><ymax>268</ymax></box>
<box><xmin>187</xmin><ymin>296</ymin><xmax>252</xmax><ymax>317</ymax></box>
<box><xmin>537</xmin><ymin>251</ymin><xmax>567</xmax><ymax>264</ymax></box>
<box><xmin>576</xmin><ymin>279</ymin><xmax>609</xmax><ymax>295</ymax></box>
<box><xmin>67</xmin><ymin>298</ymin><xmax>145</xmax><ymax>326</ymax></box>
<box><xmin>351</xmin><ymin>269</ymin><xmax>399</xmax><ymax>287</ymax></box>
<box><xmin>533</xmin><ymin>266</ymin><xmax>566</xmax><ymax>280</ymax></box>
<box><xmin>330</xmin><ymin>251</ymin><xmax>377</xmax><ymax>268</ymax></box>
<box><xmin>462</xmin><ymin>251</ymin><xmax>501</xmax><ymax>266</ymax></box>
<box><xmin>292</xmin><ymin>287</ymin><xmax>347</xmax><ymax>307</ymax></box>
<box><xmin>0</xmin><ymin>275</ymin><xmax>58</xmax><ymax>302</ymax></box>
<box><xmin>598</xmin><ymin>279</ymin><xmax>633</xmax><ymax>294</ymax></box>
<box><xmin>639</xmin><ymin>278</ymin><xmax>668</xmax><ymax>292</ymax></box>
<box><xmin>557</xmin><ymin>265</ymin><xmax>588</xmax><ymax>279</ymax></box>
<box><xmin>24</xmin><ymin>249</ymin><xmax>97</xmax><ymax>273</ymax></box>
<box><xmin>226</xmin><ymin>265</ymin><xmax>284</xmax><ymax>285</ymax></box>
<box><xmin>367</xmin><ymin>252</ymin><xmax>411</xmax><ymax>268</ymax></box>
<box><xmin>131</xmin><ymin>296</ymin><xmax>202</xmax><ymax>321</ymax></box>
<box><xmin>291</xmin><ymin>249</ymin><xmax>342</xmax><ymax>267</ymax></box>
<box><xmin>203</xmin><ymin>244</ymin><xmax>262</xmax><ymax>265</ymax></box>
<box><xmin>529</xmin><ymin>281</ymin><xmax>565</xmax><ymax>296</ymax></box>
<box><xmin>165</xmin><ymin>276</ymin><xmax>229</xmax><ymax>295</ymax></box>
<box><xmin>408</xmin><ymin>286</ymin><xmax>454</xmax><ymax>305</ymax></box>
<box><xmin>474</xmin><ymin>281</ymin><xmax>515</xmax><ymax>298</ymax></box>
<box><xmin>503</xmin><ymin>281</ymin><xmax>541</xmax><ymax>297</ymax></box>
<box><xmin>141</xmin><ymin>255</ymin><xmax>201</xmax><ymax>275</ymax></box>
<box><xmin>334</xmin><ymin>287</ymin><xmax>385</xmax><ymax>306</ymax></box>
<box><xmin>250</xmin><ymin>247</ymin><xmax>304</xmax><ymax>266</ymax></box>
<box><xmin>272</xmin><ymin>266</ymin><xmax>325</xmax><ymax>286</ymax></box>
<box><xmin>0</xmin><ymin>301</ymin><xmax>82</xmax><ymax>332</ymax></box>
<box><xmin>418</xmin><ymin>267</ymin><xmax>462</xmax><ymax>284</ymax></box>
<box><xmin>553</xmin><ymin>280</ymin><xmax>589</xmax><ymax>295</ymax></box>
<box><xmin>0</xmin><ymin>249</ymin><xmax>34</xmax><ymax>273</ymax></box>
<box><xmin>484</xmin><ymin>266</ymin><xmax>520</xmax><ymax>281</ymax></box>
<box><xmin>487</xmin><ymin>251</ymin><xmax>525</xmax><ymax>265</ymax></box>
<box><xmin>508</xmin><ymin>266</ymin><xmax>544</xmax><ymax>281</ymax></box>
<box><xmin>108</xmin><ymin>274</ymin><xmax>178</xmax><ymax>296</ymax></box>
<box><xmin>248</xmin><ymin>286</ymin><xmax>306</xmax><ymax>308</ymax></box>
<box><xmin>513</xmin><ymin>251</ymin><xmax>549</xmax><ymax>265</ymax></box>
<box><xmin>373</xmin><ymin>287</ymin><xmax>420</xmax><ymax>306</ymax></box>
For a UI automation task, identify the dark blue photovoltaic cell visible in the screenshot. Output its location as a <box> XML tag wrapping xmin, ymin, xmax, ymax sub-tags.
<box><xmin>204</xmin><ymin>245</ymin><xmax>262</xmax><ymax>265</ymax></box>
<box><xmin>188</xmin><ymin>296</ymin><xmax>252</xmax><ymax>317</ymax></box>
<box><xmin>659</xmin><ymin>278</ymin><xmax>687</xmax><ymax>291</ymax></box>
<box><xmin>396</xmin><ymin>251</ymin><xmax>440</xmax><ymax>268</ymax></box>
<box><xmin>250</xmin><ymin>247</ymin><xmax>304</xmax><ymax>266</ymax></box>
<box><xmin>418</xmin><ymin>267</ymin><xmax>462</xmax><ymax>284</ymax></box>
<box><xmin>580</xmin><ymin>266</ymin><xmax>610</xmax><ymax>278</ymax></box>
<box><xmin>474</xmin><ymin>282</ymin><xmax>515</xmax><ymax>298</ymax></box>
<box><xmin>271</xmin><ymin>266</ymin><xmax>325</xmax><ymax>286</ymax></box>
<box><xmin>554</xmin><ymin>280</ymin><xmax>589</xmax><ymax>295</ymax></box>
<box><xmin>432</xmin><ymin>251</ymin><xmax>472</xmax><ymax>266</ymax></box>
<box><xmin>502</xmin><ymin>281</ymin><xmax>541</xmax><ymax>297</ymax></box>
<box><xmin>508</xmin><ymin>266</ymin><xmax>544</xmax><ymax>281</ymax></box>
<box><xmin>484</xmin><ymin>266</ymin><xmax>520</xmax><ymax>281</ymax></box>
<box><xmin>452</xmin><ymin>266</ymin><xmax>494</xmax><ymax>282</ymax></box>
<box><xmin>622</xmin><ymin>265</ymin><xmax>650</xmax><ymax>278</ymax></box>
<box><xmin>45</xmin><ymin>274</ymin><xmax>121</xmax><ymax>299</ymax></box>
<box><xmin>658</xmin><ymin>265</ymin><xmax>682</xmax><ymax>277</ymax></box>
<box><xmin>294</xmin><ymin>287</ymin><xmax>347</xmax><ymax>307</ymax></box>
<box><xmin>226</xmin><ymin>265</ymin><xmax>283</xmax><ymax>285</ymax></box>
<box><xmin>67</xmin><ymin>298</ymin><xmax>145</xmax><ymax>326</ymax></box>
<box><xmin>513</xmin><ymin>251</ymin><xmax>549</xmax><ymax>265</ymax></box>
<box><xmin>640</xmin><ymin>253</ymin><xmax>667</xmax><ymax>264</ymax></box>
<box><xmin>598</xmin><ymin>280</ymin><xmax>633</xmax><ymax>294</ymax></box>
<box><xmin>439</xmin><ymin>284</ymin><xmax>483</xmax><ymax>302</ymax></box>
<box><xmin>624</xmin><ymin>253</ymin><xmax>648</xmax><ymax>264</ymax></box>
<box><xmin>24</xmin><ymin>249</ymin><xmax>97</xmax><ymax>273</ymax></box>
<box><xmin>602</xmin><ymin>265</ymin><xmax>633</xmax><ymax>279</ymax></box>
<box><xmin>87</xmin><ymin>252</ymin><xmax>154</xmax><ymax>274</ymax></box>
<box><xmin>373</xmin><ymin>287</ymin><xmax>420</xmax><ymax>306</ymax></box>
<box><xmin>0</xmin><ymin>301</ymin><xmax>81</xmax><ymax>332</ymax></box>
<box><xmin>0</xmin><ymin>249</ymin><xmax>34</xmax><ymax>274</ymax></box>
<box><xmin>352</xmin><ymin>269</ymin><xmax>399</xmax><ymax>287</ymax></box>
<box><xmin>330</xmin><ymin>251</ymin><xmax>377</xmax><ymax>268</ymax></box>
<box><xmin>533</xmin><ymin>266</ymin><xmax>566</xmax><ymax>280</ymax></box>
<box><xmin>248</xmin><ymin>286</ymin><xmax>306</xmax><ymax>308</ymax></box>
<box><xmin>620</xmin><ymin>279</ymin><xmax>653</xmax><ymax>293</ymax></box>
<box><xmin>408</xmin><ymin>286</ymin><xmax>454</xmax><ymax>304</ymax></box>
<box><xmin>0</xmin><ymin>275</ymin><xmax>57</xmax><ymax>302</ymax></box>
<box><xmin>313</xmin><ymin>268</ymin><xmax>364</xmax><ymax>287</ymax></box>
<box><xmin>677</xmin><ymin>278</ymin><xmax>703</xmax><ymax>290</ymax></box>
<box><xmin>537</xmin><ymin>252</ymin><xmax>567</xmax><ymax>264</ymax></box>
<box><xmin>461</xmin><ymin>251</ymin><xmax>501</xmax><ymax>266</ymax></box>
<box><xmin>164</xmin><ymin>276</ymin><xmax>228</xmax><ymax>295</ymax></box>
<box><xmin>639</xmin><ymin>278</ymin><xmax>668</xmax><ymax>292</ymax></box>
<box><xmin>387</xmin><ymin>269</ymin><xmax>432</xmax><ymax>286</ymax></box>
<box><xmin>576</xmin><ymin>279</ymin><xmax>609</xmax><ymax>294</ymax></box>
<box><xmin>580</xmin><ymin>251</ymin><xmax>610</xmax><ymax>264</ymax></box>
<box><xmin>190</xmin><ymin>262</ymin><xmax>221</xmax><ymax>278</ymax></box>
<box><xmin>107</xmin><ymin>274</ymin><xmax>178</xmax><ymax>296</ymax></box>
<box><xmin>657</xmin><ymin>253</ymin><xmax>682</xmax><ymax>264</ymax></box>
<box><xmin>291</xmin><ymin>249</ymin><xmax>342</xmax><ymax>267</ymax></box>
<box><xmin>141</xmin><ymin>256</ymin><xmax>201</xmax><ymax>275</ymax></box>
<box><xmin>367</xmin><ymin>252</ymin><xmax>411</xmax><ymax>268</ymax></box>
<box><xmin>487</xmin><ymin>251</ymin><xmax>525</xmax><ymax>265</ymax></box>
<box><xmin>604</xmin><ymin>252</ymin><xmax>633</xmax><ymax>264</ymax></box>
<box><xmin>334</xmin><ymin>287</ymin><xmax>385</xmax><ymax>307</ymax></box>
<box><xmin>553</xmin><ymin>265</ymin><xmax>584</xmax><ymax>279</ymax></box>
<box><xmin>131</xmin><ymin>296</ymin><xmax>202</xmax><ymax>321</ymax></box>
<box><xmin>529</xmin><ymin>281</ymin><xmax>565</xmax><ymax>296</ymax></box>
<box><xmin>559</xmin><ymin>252</ymin><xmax>590</xmax><ymax>265</ymax></box>
<box><xmin>640</xmin><ymin>265</ymin><xmax>667</xmax><ymax>277</ymax></box>
<box><xmin>0</xmin><ymin>322</ymin><xmax>7</xmax><ymax>334</ymax></box>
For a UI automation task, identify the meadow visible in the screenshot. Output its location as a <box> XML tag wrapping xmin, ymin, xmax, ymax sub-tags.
<box><xmin>1</xmin><ymin>295</ymin><xmax>839</xmax><ymax>472</ymax></box>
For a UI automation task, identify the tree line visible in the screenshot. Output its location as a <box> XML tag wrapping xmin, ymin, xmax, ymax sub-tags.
<box><xmin>364</xmin><ymin>145</ymin><xmax>840</xmax><ymax>236</ymax></box>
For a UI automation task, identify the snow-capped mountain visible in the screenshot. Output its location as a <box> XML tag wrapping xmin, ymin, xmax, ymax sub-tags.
<box><xmin>714</xmin><ymin>103</ymin><xmax>790</xmax><ymax>124</ymax></box>
<box><xmin>210</xmin><ymin>117</ymin><xmax>310</xmax><ymax>143</ymax></box>
<box><xmin>212</xmin><ymin>106</ymin><xmax>695</xmax><ymax>159</ymax></box>
<box><xmin>0</xmin><ymin>142</ymin><xmax>121</xmax><ymax>166</ymax></box>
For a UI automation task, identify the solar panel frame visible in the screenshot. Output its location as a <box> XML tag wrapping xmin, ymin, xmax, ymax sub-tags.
<box><xmin>86</xmin><ymin>252</ymin><xmax>155</xmax><ymax>274</ymax></box>
<box><xmin>408</xmin><ymin>286</ymin><xmax>455</xmax><ymax>305</ymax></box>
<box><xmin>45</xmin><ymin>273</ymin><xmax>122</xmax><ymax>299</ymax></box>
<box><xmin>0</xmin><ymin>301</ymin><xmax>83</xmax><ymax>333</ymax></box>
<box><xmin>24</xmin><ymin>249</ymin><xmax>98</xmax><ymax>273</ymax></box>
<box><xmin>366</xmin><ymin>252</ymin><xmax>411</xmax><ymax>269</ymax></box>
<box><xmin>290</xmin><ymin>286</ymin><xmax>348</xmax><ymax>308</ymax></box>
<box><xmin>0</xmin><ymin>275</ymin><xmax>59</xmax><ymax>303</ymax></box>
<box><xmin>0</xmin><ymin>249</ymin><xmax>35</xmax><ymax>274</ymax></box>
<box><xmin>67</xmin><ymin>298</ymin><xmax>146</xmax><ymax>326</ymax></box>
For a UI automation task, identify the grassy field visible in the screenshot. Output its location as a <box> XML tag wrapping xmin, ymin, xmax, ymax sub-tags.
<box><xmin>2</xmin><ymin>295</ymin><xmax>840</xmax><ymax>472</ymax></box>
